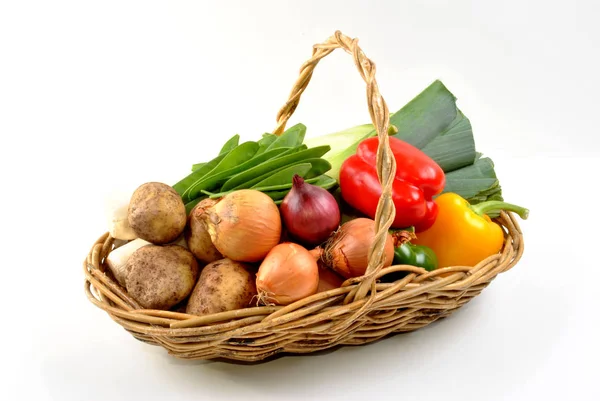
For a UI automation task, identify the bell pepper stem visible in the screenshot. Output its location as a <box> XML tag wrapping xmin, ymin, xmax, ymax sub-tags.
<box><xmin>470</xmin><ymin>200</ymin><xmax>529</xmax><ymax>220</ymax></box>
<box><xmin>390</xmin><ymin>230</ymin><xmax>417</xmax><ymax>247</ymax></box>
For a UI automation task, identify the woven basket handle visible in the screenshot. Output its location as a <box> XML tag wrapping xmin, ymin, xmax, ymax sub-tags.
<box><xmin>273</xmin><ymin>31</ymin><xmax>397</xmax><ymax>301</ymax></box>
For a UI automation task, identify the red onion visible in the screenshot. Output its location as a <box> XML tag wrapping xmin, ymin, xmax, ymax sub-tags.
<box><xmin>280</xmin><ymin>175</ymin><xmax>341</xmax><ymax>246</ymax></box>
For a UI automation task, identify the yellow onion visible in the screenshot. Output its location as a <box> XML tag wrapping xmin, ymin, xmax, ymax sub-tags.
<box><xmin>256</xmin><ymin>242</ymin><xmax>319</xmax><ymax>305</ymax></box>
<box><xmin>201</xmin><ymin>189</ymin><xmax>281</xmax><ymax>262</ymax></box>
<box><xmin>320</xmin><ymin>217</ymin><xmax>394</xmax><ymax>279</ymax></box>
<box><xmin>316</xmin><ymin>266</ymin><xmax>345</xmax><ymax>293</ymax></box>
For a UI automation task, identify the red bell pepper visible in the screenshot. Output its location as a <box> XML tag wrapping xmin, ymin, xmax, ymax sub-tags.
<box><xmin>339</xmin><ymin>136</ymin><xmax>445</xmax><ymax>232</ymax></box>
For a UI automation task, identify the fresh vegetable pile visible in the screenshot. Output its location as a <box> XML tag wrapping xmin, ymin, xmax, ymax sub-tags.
<box><xmin>104</xmin><ymin>80</ymin><xmax>529</xmax><ymax>315</ymax></box>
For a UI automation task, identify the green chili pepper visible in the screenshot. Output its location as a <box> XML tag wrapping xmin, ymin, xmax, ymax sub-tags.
<box><xmin>203</xmin><ymin>173</ymin><xmax>337</xmax><ymax>199</ymax></box>
<box><xmin>184</xmin><ymin>145</ymin><xmax>289</xmax><ymax>201</ymax></box>
<box><xmin>303</xmin><ymin>158</ymin><xmax>332</xmax><ymax>179</ymax></box>
<box><xmin>265</xmin><ymin>123</ymin><xmax>306</xmax><ymax>151</ymax></box>
<box><xmin>255</xmin><ymin>133</ymin><xmax>277</xmax><ymax>155</ymax></box>
<box><xmin>173</xmin><ymin>151</ymin><xmax>229</xmax><ymax>195</ymax></box>
<box><xmin>219</xmin><ymin>145</ymin><xmax>330</xmax><ymax>192</ymax></box>
<box><xmin>218</xmin><ymin>133</ymin><xmax>240</xmax><ymax>155</ymax></box>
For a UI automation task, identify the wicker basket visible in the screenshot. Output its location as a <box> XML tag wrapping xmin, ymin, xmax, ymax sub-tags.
<box><xmin>84</xmin><ymin>31</ymin><xmax>525</xmax><ymax>362</ymax></box>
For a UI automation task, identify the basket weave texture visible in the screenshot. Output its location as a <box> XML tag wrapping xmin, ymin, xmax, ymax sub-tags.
<box><xmin>84</xmin><ymin>31</ymin><xmax>525</xmax><ymax>362</ymax></box>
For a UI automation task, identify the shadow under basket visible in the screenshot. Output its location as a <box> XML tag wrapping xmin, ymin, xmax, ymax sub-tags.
<box><xmin>83</xmin><ymin>31</ymin><xmax>526</xmax><ymax>363</ymax></box>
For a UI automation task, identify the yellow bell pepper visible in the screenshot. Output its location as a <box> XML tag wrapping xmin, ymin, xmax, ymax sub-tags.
<box><xmin>412</xmin><ymin>193</ymin><xmax>529</xmax><ymax>268</ymax></box>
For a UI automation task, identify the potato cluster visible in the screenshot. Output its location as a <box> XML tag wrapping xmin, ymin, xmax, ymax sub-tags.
<box><xmin>109</xmin><ymin>182</ymin><xmax>257</xmax><ymax>315</ymax></box>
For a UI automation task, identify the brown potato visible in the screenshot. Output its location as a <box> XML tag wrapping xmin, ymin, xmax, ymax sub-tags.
<box><xmin>126</xmin><ymin>244</ymin><xmax>199</xmax><ymax>310</ymax></box>
<box><xmin>128</xmin><ymin>182</ymin><xmax>186</xmax><ymax>244</ymax></box>
<box><xmin>185</xmin><ymin>202</ymin><xmax>223</xmax><ymax>264</ymax></box>
<box><xmin>186</xmin><ymin>258</ymin><xmax>257</xmax><ymax>316</ymax></box>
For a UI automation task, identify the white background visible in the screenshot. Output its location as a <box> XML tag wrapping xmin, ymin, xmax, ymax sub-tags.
<box><xmin>2</xmin><ymin>1</ymin><xmax>599</xmax><ymax>400</ymax></box>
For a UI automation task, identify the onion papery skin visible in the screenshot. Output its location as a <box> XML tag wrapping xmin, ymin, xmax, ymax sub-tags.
<box><xmin>203</xmin><ymin>190</ymin><xmax>282</xmax><ymax>263</ymax></box>
<box><xmin>323</xmin><ymin>218</ymin><xmax>394</xmax><ymax>279</ymax></box>
<box><xmin>256</xmin><ymin>242</ymin><xmax>319</xmax><ymax>305</ymax></box>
